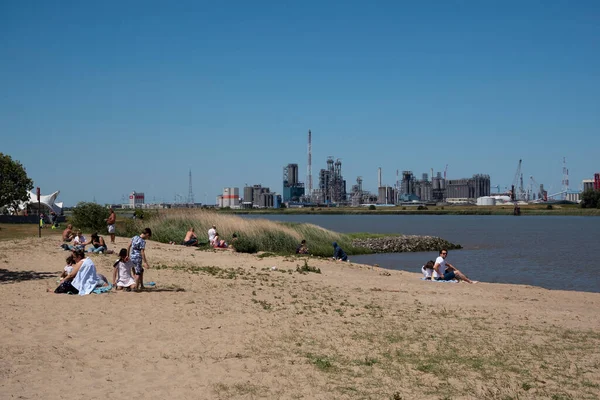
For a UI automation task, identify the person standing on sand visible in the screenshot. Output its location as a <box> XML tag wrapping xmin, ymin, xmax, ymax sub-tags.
<box><xmin>432</xmin><ymin>249</ymin><xmax>476</xmax><ymax>283</ymax></box>
<box><xmin>208</xmin><ymin>225</ymin><xmax>216</xmax><ymax>246</ymax></box>
<box><xmin>128</xmin><ymin>228</ymin><xmax>152</xmax><ymax>291</ymax></box>
<box><xmin>106</xmin><ymin>208</ymin><xmax>116</xmax><ymax>244</ymax></box>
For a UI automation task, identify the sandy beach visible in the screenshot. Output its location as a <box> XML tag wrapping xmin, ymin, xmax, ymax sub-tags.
<box><xmin>1</xmin><ymin>235</ymin><xmax>599</xmax><ymax>399</ymax></box>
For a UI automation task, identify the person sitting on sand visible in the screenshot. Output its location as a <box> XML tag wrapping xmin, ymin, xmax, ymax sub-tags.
<box><xmin>208</xmin><ymin>225</ymin><xmax>217</xmax><ymax>246</ymax></box>
<box><xmin>73</xmin><ymin>230</ymin><xmax>86</xmax><ymax>248</ymax></box>
<box><xmin>182</xmin><ymin>227</ymin><xmax>198</xmax><ymax>246</ymax></box>
<box><xmin>432</xmin><ymin>249</ymin><xmax>476</xmax><ymax>284</ymax></box>
<box><xmin>62</xmin><ymin>224</ymin><xmax>75</xmax><ymax>242</ymax></box>
<box><xmin>212</xmin><ymin>232</ymin><xmax>228</xmax><ymax>249</ymax></box>
<box><xmin>112</xmin><ymin>248</ymin><xmax>136</xmax><ymax>291</ymax></box>
<box><xmin>421</xmin><ymin>260</ymin><xmax>435</xmax><ymax>280</ymax></box>
<box><xmin>296</xmin><ymin>240</ymin><xmax>309</xmax><ymax>254</ymax></box>
<box><xmin>53</xmin><ymin>249</ymin><xmax>100</xmax><ymax>295</ymax></box>
<box><xmin>84</xmin><ymin>233</ymin><xmax>107</xmax><ymax>253</ymax></box>
<box><xmin>60</xmin><ymin>255</ymin><xmax>75</xmax><ymax>279</ymax></box>
<box><xmin>332</xmin><ymin>242</ymin><xmax>348</xmax><ymax>262</ymax></box>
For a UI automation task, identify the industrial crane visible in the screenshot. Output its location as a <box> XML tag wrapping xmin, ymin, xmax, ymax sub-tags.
<box><xmin>511</xmin><ymin>159</ymin><xmax>523</xmax><ymax>201</ymax></box>
<box><xmin>530</xmin><ymin>176</ymin><xmax>547</xmax><ymax>201</ymax></box>
<box><xmin>444</xmin><ymin>164</ymin><xmax>448</xmax><ymax>180</ymax></box>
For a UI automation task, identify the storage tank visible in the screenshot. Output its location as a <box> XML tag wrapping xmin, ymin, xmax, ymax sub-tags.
<box><xmin>476</xmin><ymin>196</ymin><xmax>496</xmax><ymax>206</ymax></box>
<box><xmin>440</xmin><ymin>178</ymin><xmax>446</xmax><ymax>190</ymax></box>
<box><xmin>432</xmin><ymin>177</ymin><xmax>440</xmax><ymax>190</ymax></box>
<box><xmin>243</xmin><ymin>187</ymin><xmax>253</xmax><ymax>204</ymax></box>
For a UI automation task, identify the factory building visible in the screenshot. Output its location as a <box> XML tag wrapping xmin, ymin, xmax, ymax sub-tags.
<box><xmin>283</xmin><ymin>163</ymin><xmax>305</xmax><ymax>202</ymax></box>
<box><xmin>377</xmin><ymin>186</ymin><xmax>395</xmax><ymax>204</ymax></box>
<box><xmin>129</xmin><ymin>191</ymin><xmax>145</xmax><ymax>208</ymax></box>
<box><xmin>318</xmin><ymin>157</ymin><xmax>347</xmax><ymax>204</ymax></box>
<box><xmin>583</xmin><ymin>179</ymin><xmax>595</xmax><ymax>192</ymax></box>
<box><xmin>217</xmin><ymin>187</ymin><xmax>239</xmax><ymax>208</ymax></box>
<box><xmin>446</xmin><ymin>174</ymin><xmax>491</xmax><ymax>202</ymax></box>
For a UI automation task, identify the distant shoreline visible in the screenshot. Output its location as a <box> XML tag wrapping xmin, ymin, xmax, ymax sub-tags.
<box><xmin>220</xmin><ymin>204</ymin><xmax>600</xmax><ymax>216</ymax></box>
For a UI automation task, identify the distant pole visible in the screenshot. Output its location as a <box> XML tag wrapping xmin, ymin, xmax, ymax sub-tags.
<box><xmin>36</xmin><ymin>187</ymin><xmax>41</xmax><ymax>238</ymax></box>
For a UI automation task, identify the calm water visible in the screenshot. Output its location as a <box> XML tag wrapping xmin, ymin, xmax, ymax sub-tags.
<box><xmin>243</xmin><ymin>214</ymin><xmax>600</xmax><ymax>293</ymax></box>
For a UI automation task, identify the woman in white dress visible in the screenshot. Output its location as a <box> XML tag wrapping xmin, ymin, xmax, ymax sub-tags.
<box><xmin>112</xmin><ymin>248</ymin><xmax>136</xmax><ymax>291</ymax></box>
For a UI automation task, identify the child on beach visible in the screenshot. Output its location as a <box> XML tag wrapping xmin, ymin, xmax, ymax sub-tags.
<box><xmin>112</xmin><ymin>248</ymin><xmax>136</xmax><ymax>291</ymax></box>
<box><xmin>60</xmin><ymin>255</ymin><xmax>75</xmax><ymax>279</ymax></box>
<box><xmin>128</xmin><ymin>228</ymin><xmax>152</xmax><ymax>291</ymax></box>
<box><xmin>421</xmin><ymin>260</ymin><xmax>435</xmax><ymax>280</ymax></box>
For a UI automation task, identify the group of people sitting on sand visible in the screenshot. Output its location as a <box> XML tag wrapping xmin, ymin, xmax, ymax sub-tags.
<box><xmin>169</xmin><ymin>225</ymin><xmax>237</xmax><ymax>249</ymax></box>
<box><xmin>61</xmin><ymin>224</ymin><xmax>109</xmax><ymax>254</ymax></box>
<box><xmin>53</xmin><ymin>227</ymin><xmax>153</xmax><ymax>295</ymax></box>
<box><xmin>421</xmin><ymin>249</ymin><xmax>477</xmax><ymax>284</ymax></box>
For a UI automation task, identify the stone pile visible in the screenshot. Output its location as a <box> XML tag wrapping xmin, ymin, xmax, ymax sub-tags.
<box><xmin>351</xmin><ymin>235</ymin><xmax>462</xmax><ymax>253</ymax></box>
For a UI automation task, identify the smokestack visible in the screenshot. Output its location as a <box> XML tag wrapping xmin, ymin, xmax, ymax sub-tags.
<box><xmin>307</xmin><ymin>130</ymin><xmax>312</xmax><ymax>194</ymax></box>
<box><xmin>378</xmin><ymin>167</ymin><xmax>382</xmax><ymax>188</ymax></box>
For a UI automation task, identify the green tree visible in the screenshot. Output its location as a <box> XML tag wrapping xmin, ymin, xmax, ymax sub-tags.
<box><xmin>580</xmin><ymin>190</ymin><xmax>600</xmax><ymax>209</ymax></box>
<box><xmin>71</xmin><ymin>202</ymin><xmax>109</xmax><ymax>232</ymax></box>
<box><xmin>0</xmin><ymin>153</ymin><xmax>34</xmax><ymax>213</ymax></box>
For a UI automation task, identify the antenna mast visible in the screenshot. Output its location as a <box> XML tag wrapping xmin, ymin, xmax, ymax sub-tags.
<box><xmin>561</xmin><ymin>157</ymin><xmax>569</xmax><ymax>200</ymax></box>
<box><xmin>187</xmin><ymin>168</ymin><xmax>194</xmax><ymax>204</ymax></box>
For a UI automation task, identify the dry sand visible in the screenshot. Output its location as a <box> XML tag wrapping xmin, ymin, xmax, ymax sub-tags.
<box><xmin>1</xmin><ymin>236</ymin><xmax>599</xmax><ymax>400</ymax></box>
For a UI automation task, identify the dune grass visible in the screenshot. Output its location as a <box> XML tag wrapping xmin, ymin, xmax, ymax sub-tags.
<box><xmin>122</xmin><ymin>209</ymin><xmax>372</xmax><ymax>257</ymax></box>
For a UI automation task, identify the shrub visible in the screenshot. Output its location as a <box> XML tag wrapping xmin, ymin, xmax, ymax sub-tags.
<box><xmin>546</xmin><ymin>204</ymin><xmax>553</xmax><ymax>210</ymax></box>
<box><xmin>71</xmin><ymin>202</ymin><xmax>109</xmax><ymax>232</ymax></box>
<box><xmin>368</xmin><ymin>205</ymin><xmax>376</xmax><ymax>210</ymax></box>
<box><xmin>417</xmin><ymin>205</ymin><xmax>428</xmax><ymax>210</ymax></box>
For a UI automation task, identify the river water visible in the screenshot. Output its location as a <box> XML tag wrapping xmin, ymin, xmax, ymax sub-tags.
<box><xmin>242</xmin><ymin>214</ymin><xmax>600</xmax><ymax>293</ymax></box>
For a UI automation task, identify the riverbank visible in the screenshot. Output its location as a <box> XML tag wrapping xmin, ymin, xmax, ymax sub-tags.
<box><xmin>1</xmin><ymin>236</ymin><xmax>598</xmax><ymax>399</ymax></box>
<box><xmin>221</xmin><ymin>204</ymin><xmax>600</xmax><ymax>216</ymax></box>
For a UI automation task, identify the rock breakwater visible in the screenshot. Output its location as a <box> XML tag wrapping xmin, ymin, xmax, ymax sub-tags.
<box><xmin>351</xmin><ymin>235</ymin><xmax>462</xmax><ymax>253</ymax></box>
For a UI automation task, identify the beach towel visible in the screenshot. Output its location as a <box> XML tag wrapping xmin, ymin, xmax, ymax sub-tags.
<box><xmin>93</xmin><ymin>283</ymin><xmax>113</xmax><ymax>294</ymax></box>
<box><xmin>421</xmin><ymin>277</ymin><xmax>459</xmax><ymax>283</ymax></box>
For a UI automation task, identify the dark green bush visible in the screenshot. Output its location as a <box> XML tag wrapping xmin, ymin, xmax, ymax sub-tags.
<box><xmin>417</xmin><ymin>205</ymin><xmax>428</xmax><ymax>210</ymax></box>
<box><xmin>546</xmin><ymin>204</ymin><xmax>553</xmax><ymax>210</ymax></box>
<box><xmin>71</xmin><ymin>202</ymin><xmax>109</xmax><ymax>232</ymax></box>
<box><xmin>233</xmin><ymin>236</ymin><xmax>259</xmax><ymax>253</ymax></box>
<box><xmin>368</xmin><ymin>205</ymin><xmax>376</xmax><ymax>210</ymax></box>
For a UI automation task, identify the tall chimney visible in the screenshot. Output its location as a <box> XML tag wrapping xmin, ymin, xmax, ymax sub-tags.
<box><xmin>307</xmin><ymin>130</ymin><xmax>312</xmax><ymax>194</ymax></box>
<box><xmin>378</xmin><ymin>167</ymin><xmax>382</xmax><ymax>188</ymax></box>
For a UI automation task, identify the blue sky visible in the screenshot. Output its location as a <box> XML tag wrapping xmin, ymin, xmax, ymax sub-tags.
<box><xmin>1</xmin><ymin>1</ymin><xmax>598</xmax><ymax>205</ymax></box>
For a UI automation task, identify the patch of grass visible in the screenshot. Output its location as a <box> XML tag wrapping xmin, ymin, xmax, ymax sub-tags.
<box><xmin>306</xmin><ymin>353</ymin><xmax>334</xmax><ymax>371</ymax></box>
<box><xmin>296</xmin><ymin>259</ymin><xmax>321</xmax><ymax>274</ymax></box>
<box><xmin>257</xmin><ymin>252</ymin><xmax>278</xmax><ymax>258</ymax></box>
<box><xmin>0</xmin><ymin>223</ymin><xmax>62</xmax><ymax>241</ymax></box>
<box><xmin>251</xmin><ymin>298</ymin><xmax>272</xmax><ymax>310</ymax></box>
<box><xmin>153</xmin><ymin>264</ymin><xmax>243</xmax><ymax>279</ymax></box>
<box><xmin>121</xmin><ymin>208</ymin><xmax>372</xmax><ymax>256</ymax></box>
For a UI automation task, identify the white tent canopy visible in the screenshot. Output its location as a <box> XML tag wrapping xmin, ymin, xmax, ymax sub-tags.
<box><xmin>18</xmin><ymin>190</ymin><xmax>63</xmax><ymax>215</ymax></box>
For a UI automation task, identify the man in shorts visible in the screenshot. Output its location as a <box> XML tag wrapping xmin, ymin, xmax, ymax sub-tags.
<box><xmin>432</xmin><ymin>249</ymin><xmax>476</xmax><ymax>283</ymax></box>
<box><xmin>106</xmin><ymin>208</ymin><xmax>116</xmax><ymax>244</ymax></box>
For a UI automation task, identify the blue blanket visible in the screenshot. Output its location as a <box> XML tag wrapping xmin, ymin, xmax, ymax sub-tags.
<box><xmin>421</xmin><ymin>277</ymin><xmax>458</xmax><ymax>283</ymax></box>
<box><xmin>92</xmin><ymin>283</ymin><xmax>113</xmax><ymax>294</ymax></box>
